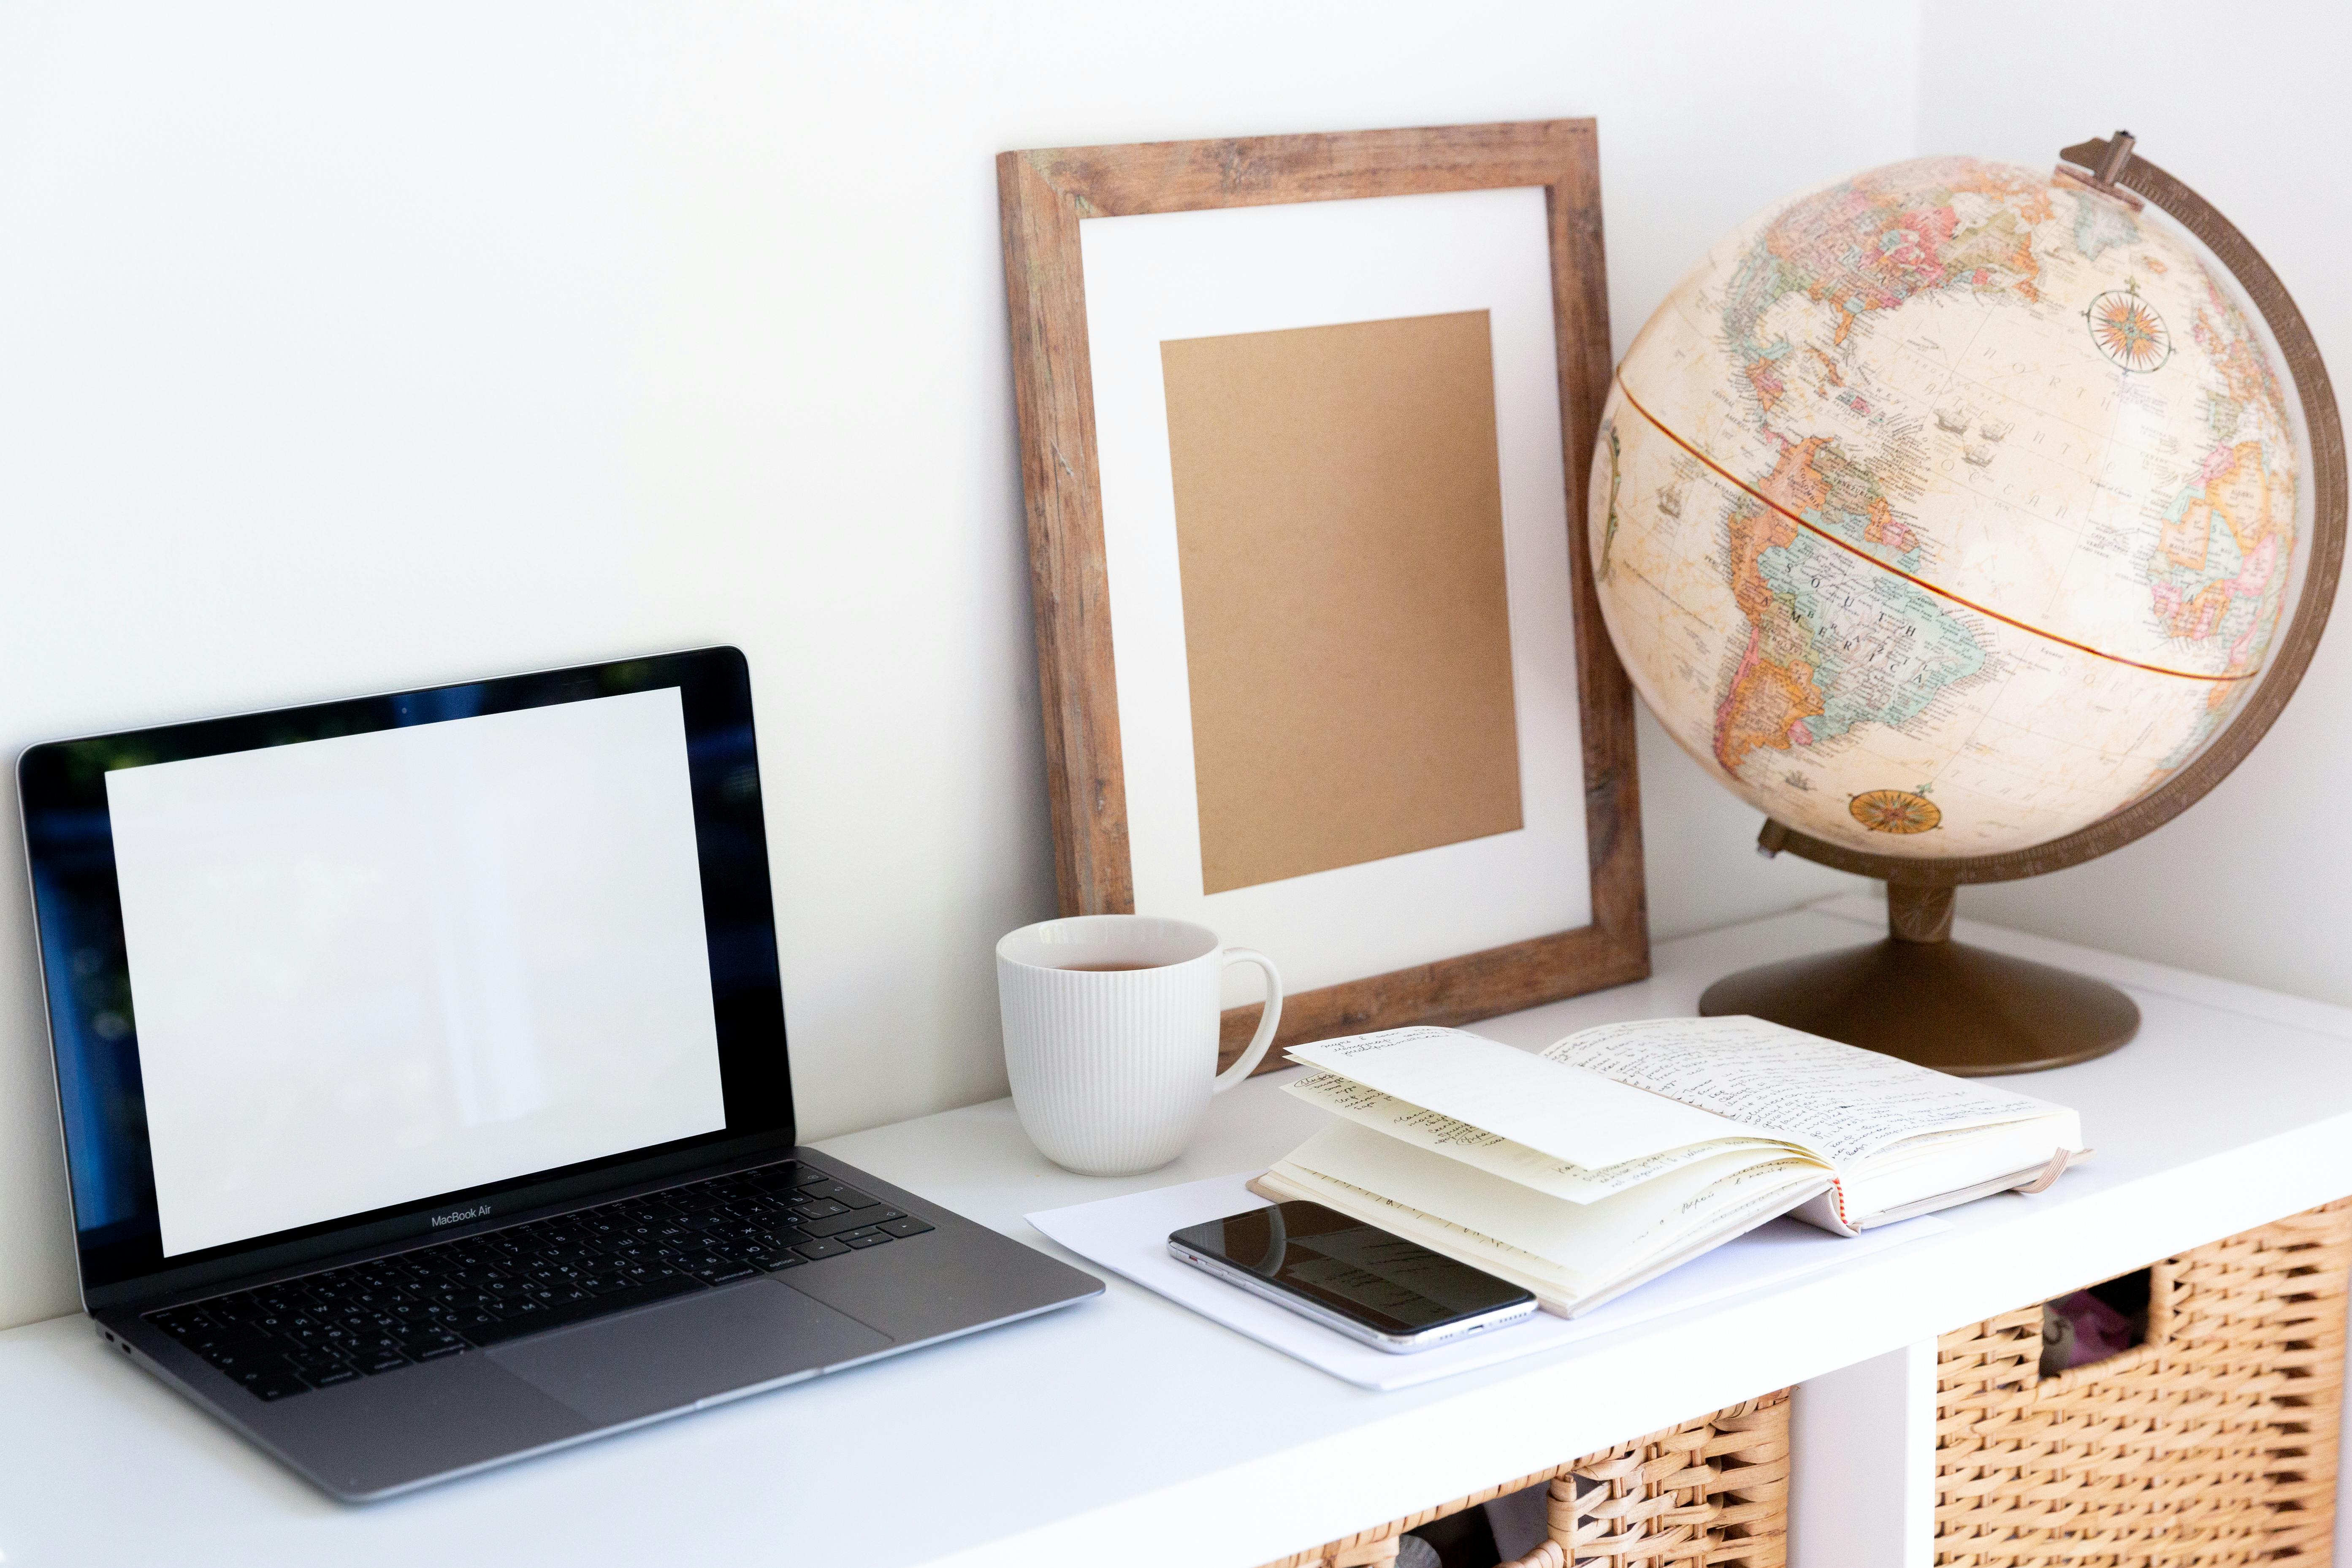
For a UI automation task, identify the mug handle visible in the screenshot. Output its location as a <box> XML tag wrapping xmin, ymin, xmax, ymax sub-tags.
<box><xmin>1209</xmin><ymin>948</ymin><xmax>1284</xmax><ymax>1094</ymax></box>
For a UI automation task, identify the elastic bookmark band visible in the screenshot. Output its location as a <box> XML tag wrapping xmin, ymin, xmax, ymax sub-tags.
<box><xmin>2013</xmin><ymin>1147</ymin><xmax>2078</xmax><ymax>1196</ymax></box>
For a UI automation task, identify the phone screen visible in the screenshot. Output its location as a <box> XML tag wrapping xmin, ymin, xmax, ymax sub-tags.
<box><xmin>1170</xmin><ymin>1200</ymin><xmax>1533</xmax><ymax>1335</ymax></box>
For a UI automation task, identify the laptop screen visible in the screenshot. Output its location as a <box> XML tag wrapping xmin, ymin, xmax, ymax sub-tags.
<box><xmin>22</xmin><ymin>648</ymin><xmax>794</xmax><ymax>1306</ymax></box>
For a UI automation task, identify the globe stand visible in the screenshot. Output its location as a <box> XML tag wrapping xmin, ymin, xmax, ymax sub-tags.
<box><xmin>1697</xmin><ymin>885</ymin><xmax>2139</xmax><ymax>1075</ymax></box>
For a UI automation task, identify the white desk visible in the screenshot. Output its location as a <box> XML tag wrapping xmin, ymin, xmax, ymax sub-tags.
<box><xmin>5</xmin><ymin>895</ymin><xmax>2352</xmax><ymax>1567</ymax></box>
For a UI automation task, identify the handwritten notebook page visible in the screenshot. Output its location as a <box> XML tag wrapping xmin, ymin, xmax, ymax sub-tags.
<box><xmin>1543</xmin><ymin>1017</ymin><xmax>2080</xmax><ymax>1165</ymax></box>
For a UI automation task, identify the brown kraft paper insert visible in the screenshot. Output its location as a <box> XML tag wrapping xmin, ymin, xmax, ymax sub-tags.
<box><xmin>1160</xmin><ymin>309</ymin><xmax>1524</xmax><ymax>896</ymax></box>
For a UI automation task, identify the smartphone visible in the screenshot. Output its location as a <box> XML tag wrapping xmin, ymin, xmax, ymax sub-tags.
<box><xmin>1168</xmin><ymin>1200</ymin><xmax>1538</xmax><ymax>1352</ymax></box>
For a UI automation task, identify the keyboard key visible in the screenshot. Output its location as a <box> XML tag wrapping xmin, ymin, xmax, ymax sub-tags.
<box><xmin>186</xmin><ymin>1321</ymin><xmax>271</xmax><ymax>1354</ymax></box>
<box><xmin>757</xmin><ymin>1252</ymin><xmax>805</xmax><ymax>1271</ymax></box>
<box><xmin>149</xmin><ymin>1308</ymin><xmax>210</xmax><ymax>1339</ymax></box>
<box><xmin>310</xmin><ymin>1363</ymin><xmax>362</xmax><ymax>1388</ymax></box>
<box><xmin>833</xmin><ymin>1227</ymin><xmax>880</xmax><ymax>1243</ymax></box>
<box><xmin>359</xmin><ymin>1349</ymin><xmax>411</xmax><ymax>1375</ymax></box>
<box><xmin>285</xmin><ymin>1351</ymin><xmax>352</xmax><ymax>1383</ymax></box>
<box><xmin>792</xmin><ymin>1238</ymin><xmax>851</xmax><ymax>1262</ymax></box>
<box><xmin>792</xmin><ymin>1199</ymin><xmax>851</xmax><ymax>1221</ymax></box>
<box><xmin>800</xmin><ymin>1181</ymin><xmax>886</xmax><ymax>1211</ymax></box>
<box><xmin>845</xmin><ymin>1233</ymin><xmax>892</xmax><ymax>1249</ymax></box>
<box><xmin>248</xmin><ymin>1372</ymin><xmax>311</xmax><ymax>1401</ymax></box>
<box><xmin>201</xmin><ymin>1342</ymin><xmax>282</xmax><ymax>1377</ymax></box>
<box><xmin>800</xmin><ymin>1208</ymin><xmax>891</xmax><ymax>1239</ymax></box>
<box><xmin>227</xmin><ymin>1354</ymin><xmax>295</xmax><ymax>1387</ymax></box>
<box><xmin>878</xmin><ymin>1217</ymin><xmax>936</xmax><ymax>1238</ymax></box>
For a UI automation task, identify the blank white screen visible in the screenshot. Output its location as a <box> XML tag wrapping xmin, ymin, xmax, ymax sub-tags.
<box><xmin>106</xmin><ymin>687</ymin><xmax>729</xmax><ymax>1257</ymax></box>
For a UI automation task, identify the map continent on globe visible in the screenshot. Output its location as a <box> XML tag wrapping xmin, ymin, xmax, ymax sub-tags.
<box><xmin>1593</xmin><ymin>156</ymin><xmax>2302</xmax><ymax>859</ymax></box>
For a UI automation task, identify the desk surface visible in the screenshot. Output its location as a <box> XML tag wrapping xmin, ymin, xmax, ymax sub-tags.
<box><xmin>5</xmin><ymin>896</ymin><xmax>2352</xmax><ymax>1568</ymax></box>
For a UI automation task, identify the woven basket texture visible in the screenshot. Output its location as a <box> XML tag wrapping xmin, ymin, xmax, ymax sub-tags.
<box><xmin>1257</xmin><ymin>1388</ymin><xmax>1789</xmax><ymax>1568</ymax></box>
<box><xmin>1937</xmin><ymin>1196</ymin><xmax>2352</xmax><ymax>1566</ymax></box>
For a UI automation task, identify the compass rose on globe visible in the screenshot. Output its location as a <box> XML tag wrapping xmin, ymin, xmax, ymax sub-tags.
<box><xmin>1849</xmin><ymin>789</ymin><xmax>1941</xmax><ymax>836</ymax></box>
<box><xmin>2086</xmin><ymin>282</ymin><xmax>2170</xmax><ymax>371</ymax></box>
<box><xmin>1590</xmin><ymin>133</ymin><xmax>2345</xmax><ymax>1072</ymax></box>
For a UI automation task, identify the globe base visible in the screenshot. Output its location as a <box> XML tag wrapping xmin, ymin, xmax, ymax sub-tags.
<box><xmin>1697</xmin><ymin>887</ymin><xmax>2139</xmax><ymax>1075</ymax></box>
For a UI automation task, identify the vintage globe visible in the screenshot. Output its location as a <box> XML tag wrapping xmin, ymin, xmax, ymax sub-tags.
<box><xmin>1592</xmin><ymin>154</ymin><xmax>2307</xmax><ymax>863</ymax></box>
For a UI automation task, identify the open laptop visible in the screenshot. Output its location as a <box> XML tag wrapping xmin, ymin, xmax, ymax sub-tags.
<box><xmin>20</xmin><ymin>646</ymin><xmax>1101</xmax><ymax>1500</ymax></box>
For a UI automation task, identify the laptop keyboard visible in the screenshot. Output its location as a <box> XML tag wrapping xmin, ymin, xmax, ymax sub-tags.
<box><xmin>139</xmin><ymin>1161</ymin><xmax>935</xmax><ymax>1402</ymax></box>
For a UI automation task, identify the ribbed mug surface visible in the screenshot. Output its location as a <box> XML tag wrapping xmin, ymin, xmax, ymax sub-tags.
<box><xmin>996</xmin><ymin>915</ymin><xmax>1277</xmax><ymax>1176</ymax></box>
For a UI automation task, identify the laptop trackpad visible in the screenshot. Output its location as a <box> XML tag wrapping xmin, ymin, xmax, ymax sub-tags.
<box><xmin>488</xmin><ymin>1278</ymin><xmax>891</xmax><ymax>1426</ymax></box>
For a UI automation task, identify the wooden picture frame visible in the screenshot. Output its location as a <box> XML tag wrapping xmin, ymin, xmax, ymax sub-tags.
<box><xmin>997</xmin><ymin>120</ymin><xmax>1647</xmax><ymax>1073</ymax></box>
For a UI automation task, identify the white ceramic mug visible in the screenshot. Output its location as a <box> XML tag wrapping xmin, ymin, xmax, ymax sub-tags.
<box><xmin>995</xmin><ymin>915</ymin><xmax>1284</xmax><ymax>1176</ymax></box>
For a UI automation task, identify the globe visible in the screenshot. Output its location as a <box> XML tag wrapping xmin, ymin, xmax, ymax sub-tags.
<box><xmin>1592</xmin><ymin>153</ymin><xmax>2306</xmax><ymax>863</ymax></box>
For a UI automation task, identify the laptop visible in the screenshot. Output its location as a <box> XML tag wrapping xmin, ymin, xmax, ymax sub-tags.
<box><xmin>20</xmin><ymin>646</ymin><xmax>1102</xmax><ymax>1500</ymax></box>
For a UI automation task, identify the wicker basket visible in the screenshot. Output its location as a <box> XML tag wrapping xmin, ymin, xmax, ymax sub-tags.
<box><xmin>1257</xmin><ymin>1389</ymin><xmax>1790</xmax><ymax>1568</ymax></box>
<box><xmin>1937</xmin><ymin>1196</ymin><xmax>2352</xmax><ymax>1566</ymax></box>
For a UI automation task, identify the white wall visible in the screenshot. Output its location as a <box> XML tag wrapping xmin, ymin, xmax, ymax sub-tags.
<box><xmin>1914</xmin><ymin>3</ymin><xmax>2352</xmax><ymax>1002</ymax></box>
<box><xmin>1</xmin><ymin>0</ymin><xmax>1965</xmax><ymax>1331</ymax></box>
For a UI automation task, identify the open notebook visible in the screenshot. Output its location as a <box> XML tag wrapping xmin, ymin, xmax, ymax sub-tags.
<box><xmin>1251</xmin><ymin>1016</ymin><xmax>2082</xmax><ymax>1317</ymax></box>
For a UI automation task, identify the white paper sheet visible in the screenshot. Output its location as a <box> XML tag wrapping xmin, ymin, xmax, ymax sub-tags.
<box><xmin>1026</xmin><ymin>1172</ymin><xmax>1948</xmax><ymax>1391</ymax></box>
